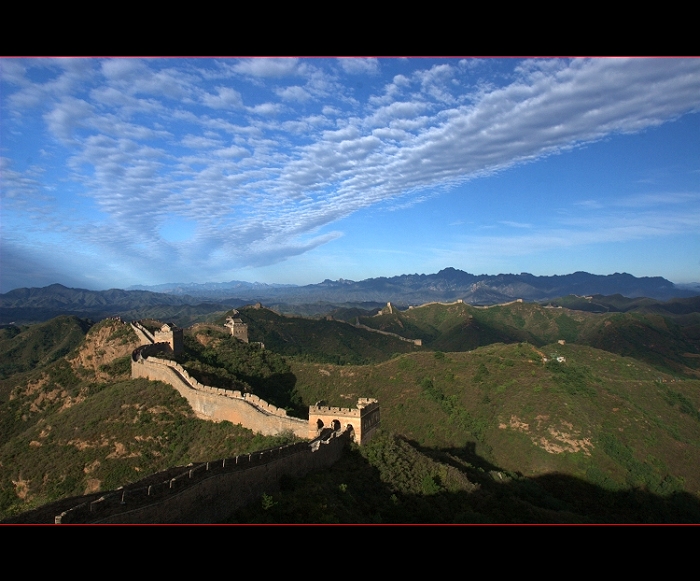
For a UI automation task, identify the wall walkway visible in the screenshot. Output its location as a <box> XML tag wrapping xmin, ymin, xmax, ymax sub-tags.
<box><xmin>130</xmin><ymin>321</ymin><xmax>155</xmax><ymax>344</ymax></box>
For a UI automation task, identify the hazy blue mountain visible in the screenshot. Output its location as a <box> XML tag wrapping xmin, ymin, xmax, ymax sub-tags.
<box><xmin>2</xmin><ymin>270</ymin><xmax>696</xmax><ymax>325</ymax></box>
<box><xmin>182</xmin><ymin>268</ymin><xmax>692</xmax><ymax>305</ymax></box>
<box><xmin>0</xmin><ymin>284</ymin><xmax>244</xmax><ymax>325</ymax></box>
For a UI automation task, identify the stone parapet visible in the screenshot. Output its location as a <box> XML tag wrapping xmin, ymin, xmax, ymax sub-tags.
<box><xmin>308</xmin><ymin>405</ymin><xmax>362</xmax><ymax>417</ymax></box>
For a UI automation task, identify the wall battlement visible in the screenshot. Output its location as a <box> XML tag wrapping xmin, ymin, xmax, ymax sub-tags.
<box><xmin>131</xmin><ymin>321</ymin><xmax>183</xmax><ymax>354</ymax></box>
<box><xmin>358</xmin><ymin>397</ymin><xmax>378</xmax><ymax>406</ymax></box>
<box><xmin>131</xmin><ymin>321</ymin><xmax>155</xmax><ymax>344</ymax></box>
<box><xmin>309</xmin><ymin>406</ymin><xmax>362</xmax><ymax>416</ymax></box>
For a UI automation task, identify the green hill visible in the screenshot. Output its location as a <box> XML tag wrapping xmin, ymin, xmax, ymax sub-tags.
<box><xmin>166</xmin><ymin>326</ymin><xmax>304</xmax><ymax>416</ymax></box>
<box><xmin>0</xmin><ymin>376</ymin><xmax>298</xmax><ymax>519</ymax></box>
<box><xmin>0</xmin><ymin>316</ymin><xmax>93</xmax><ymax>379</ymax></box>
<box><xmin>224</xmin><ymin>306</ymin><xmax>422</xmax><ymax>365</ymax></box>
<box><xmin>355</xmin><ymin>300</ymin><xmax>700</xmax><ymax>377</ymax></box>
<box><xmin>289</xmin><ymin>343</ymin><xmax>700</xmax><ymax>498</ymax></box>
<box><xmin>0</xmin><ymin>318</ymin><xmax>300</xmax><ymax>520</ymax></box>
<box><xmin>3</xmin><ymin>302</ymin><xmax>700</xmax><ymax>523</ymax></box>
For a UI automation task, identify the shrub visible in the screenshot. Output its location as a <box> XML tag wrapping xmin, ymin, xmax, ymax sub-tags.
<box><xmin>420</xmin><ymin>377</ymin><xmax>444</xmax><ymax>403</ymax></box>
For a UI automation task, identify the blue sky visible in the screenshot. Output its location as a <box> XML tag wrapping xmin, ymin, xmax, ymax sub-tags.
<box><xmin>1</xmin><ymin>57</ymin><xmax>699</xmax><ymax>292</ymax></box>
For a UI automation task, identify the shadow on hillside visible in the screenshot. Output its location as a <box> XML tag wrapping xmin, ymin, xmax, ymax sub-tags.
<box><xmin>227</xmin><ymin>434</ymin><xmax>700</xmax><ymax>524</ymax></box>
<box><xmin>406</xmin><ymin>439</ymin><xmax>504</xmax><ymax>474</ymax></box>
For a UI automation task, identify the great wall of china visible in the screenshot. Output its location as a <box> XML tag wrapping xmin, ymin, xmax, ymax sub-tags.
<box><xmin>7</xmin><ymin>298</ymin><xmax>551</xmax><ymax>523</ymax></box>
<box><xmin>2</xmin><ymin>315</ymin><xmax>381</xmax><ymax>523</ymax></box>
<box><xmin>131</xmin><ymin>343</ymin><xmax>310</xmax><ymax>438</ymax></box>
<box><xmin>129</xmin><ymin>322</ymin><xmax>380</xmax><ymax>444</ymax></box>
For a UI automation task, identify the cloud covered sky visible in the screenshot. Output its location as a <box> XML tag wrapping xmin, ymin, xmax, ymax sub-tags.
<box><xmin>1</xmin><ymin>57</ymin><xmax>699</xmax><ymax>292</ymax></box>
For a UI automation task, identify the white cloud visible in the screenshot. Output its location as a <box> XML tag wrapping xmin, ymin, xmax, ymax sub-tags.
<box><xmin>612</xmin><ymin>192</ymin><xmax>700</xmax><ymax>208</ymax></box>
<box><xmin>4</xmin><ymin>57</ymin><xmax>700</xmax><ymax>285</ymax></box>
<box><xmin>275</xmin><ymin>85</ymin><xmax>311</xmax><ymax>102</ymax></box>
<box><xmin>441</xmin><ymin>202</ymin><xmax>700</xmax><ymax>266</ymax></box>
<box><xmin>181</xmin><ymin>134</ymin><xmax>224</xmax><ymax>149</ymax></box>
<box><xmin>232</xmin><ymin>58</ymin><xmax>301</xmax><ymax>78</ymax></box>
<box><xmin>500</xmin><ymin>221</ymin><xmax>532</xmax><ymax>228</ymax></box>
<box><xmin>338</xmin><ymin>58</ymin><xmax>380</xmax><ymax>75</ymax></box>
<box><xmin>214</xmin><ymin>145</ymin><xmax>251</xmax><ymax>158</ymax></box>
<box><xmin>101</xmin><ymin>59</ymin><xmax>195</xmax><ymax>100</ymax></box>
<box><xmin>364</xmin><ymin>100</ymin><xmax>428</xmax><ymax>128</ymax></box>
<box><xmin>43</xmin><ymin>98</ymin><xmax>94</xmax><ymax>141</ymax></box>
<box><xmin>458</xmin><ymin>58</ymin><xmax>486</xmax><ymax>70</ymax></box>
<box><xmin>248</xmin><ymin>102</ymin><xmax>282</xmax><ymax>116</ymax></box>
<box><xmin>101</xmin><ymin>58</ymin><xmax>144</xmax><ymax>81</ymax></box>
<box><xmin>202</xmin><ymin>86</ymin><xmax>243</xmax><ymax>109</ymax></box>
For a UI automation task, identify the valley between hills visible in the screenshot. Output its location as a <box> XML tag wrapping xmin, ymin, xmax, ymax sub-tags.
<box><xmin>2</xmin><ymin>293</ymin><xmax>700</xmax><ymax>523</ymax></box>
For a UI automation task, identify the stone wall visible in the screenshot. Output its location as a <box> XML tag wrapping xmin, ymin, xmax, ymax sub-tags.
<box><xmin>131</xmin><ymin>351</ymin><xmax>308</xmax><ymax>438</ymax></box>
<box><xmin>131</xmin><ymin>322</ymin><xmax>155</xmax><ymax>345</ymax></box>
<box><xmin>44</xmin><ymin>431</ymin><xmax>351</xmax><ymax>524</ymax></box>
<box><xmin>407</xmin><ymin>299</ymin><xmax>464</xmax><ymax>310</ymax></box>
<box><xmin>352</xmin><ymin>320</ymin><xmax>422</xmax><ymax>346</ymax></box>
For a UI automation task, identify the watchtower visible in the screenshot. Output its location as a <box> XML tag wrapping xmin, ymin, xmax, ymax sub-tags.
<box><xmin>154</xmin><ymin>323</ymin><xmax>183</xmax><ymax>355</ymax></box>
<box><xmin>224</xmin><ymin>310</ymin><xmax>249</xmax><ymax>343</ymax></box>
<box><xmin>308</xmin><ymin>398</ymin><xmax>380</xmax><ymax>445</ymax></box>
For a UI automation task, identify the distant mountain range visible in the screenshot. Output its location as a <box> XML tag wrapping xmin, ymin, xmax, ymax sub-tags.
<box><xmin>2</xmin><ymin>269</ymin><xmax>697</xmax><ymax>325</ymax></box>
<box><xmin>126</xmin><ymin>268</ymin><xmax>696</xmax><ymax>304</ymax></box>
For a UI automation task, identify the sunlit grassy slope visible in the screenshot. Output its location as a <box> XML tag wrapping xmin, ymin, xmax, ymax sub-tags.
<box><xmin>290</xmin><ymin>343</ymin><xmax>700</xmax><ymax>497</ymax></box>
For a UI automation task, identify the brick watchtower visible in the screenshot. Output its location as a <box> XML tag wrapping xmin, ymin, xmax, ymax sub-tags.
<box><xmin>224</xmin><ymin>311</ymin><xmax>249</xmax><ymax>343</ymax></box>
<box><xmin>308</xmin><ymin>398</ymin><xmax>380</xmax><ymax>445</ymax></box>
<box><xmin>154</xmin><ymin>323</ymin><xmax>183</xmax><ymax>355</ymax></box>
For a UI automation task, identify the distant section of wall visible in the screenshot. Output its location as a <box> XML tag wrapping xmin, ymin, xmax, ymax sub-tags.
<box><xmin>131</xmin><ymin>350</ymin><xmax>307</xmax><ymax>438</ymax></box>
<box><xmin>407</xmin><ymin>299</ymin><xmax>464</xmax><ymax>309</ymax></box>
<box><xmin>353</xmin><ymin>320</ymin><xmax>422</xmax><ymax>346</ymax></box>
<box><xmin>472</xmin><ymin>299</ymin><xmax>524</xmax><ymax>309</ymax></box>
<box><xmin>189</xmin><ymin>323</ymin><xmax>225</xmax><ymax>334</ymax></box>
